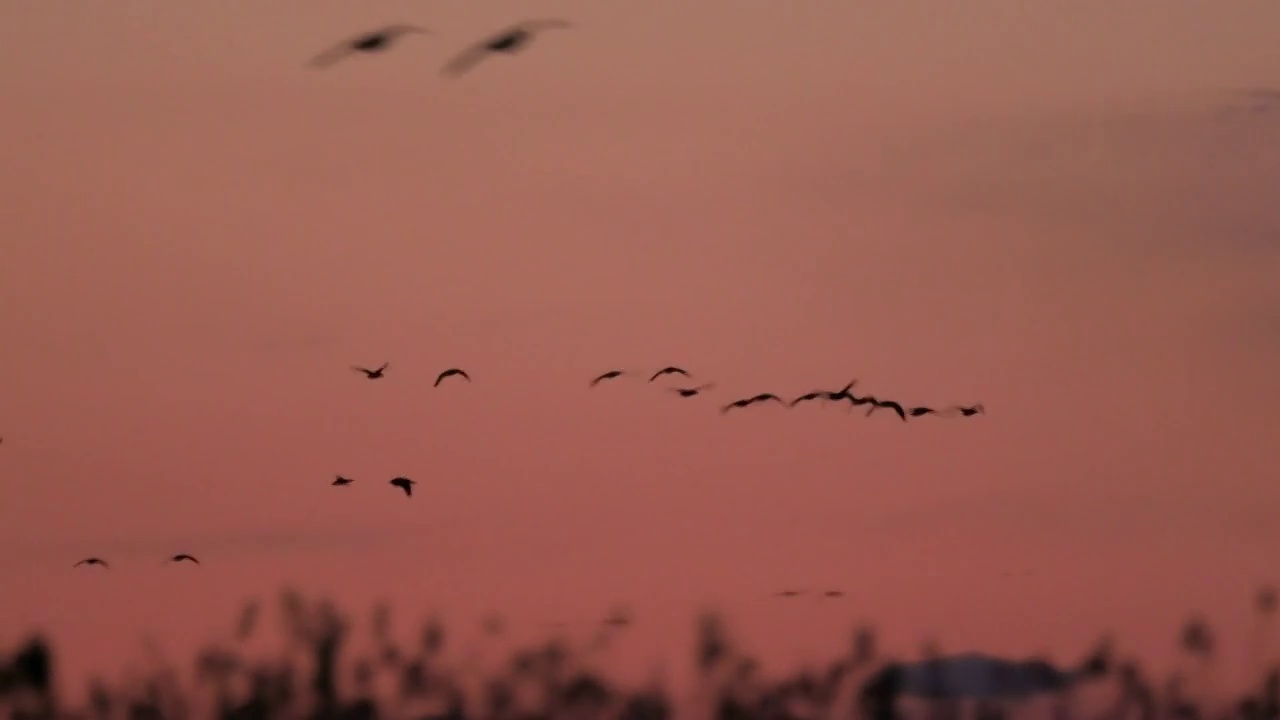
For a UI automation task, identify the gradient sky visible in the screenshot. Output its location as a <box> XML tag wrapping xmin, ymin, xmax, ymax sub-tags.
<box><xmin>2</xmin><ymin>0</ymin><xmax>1279</xmax><ymax>702</ymax></box>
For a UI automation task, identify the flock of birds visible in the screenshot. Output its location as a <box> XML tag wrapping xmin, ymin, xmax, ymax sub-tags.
<box><xmin>334</xmin><ymin>363</ymin><xmax>984</xmax><ymax>499</ymax></box>
<box><xmin>64</xmin><ymin>361</ymin><xmax>983</xmax><ymax>570</ymax></box>
<box><xmin>56</xmin><ymin>358</ymin><xmax>984</xmax><ymax>570</ymax></box>
<box><xmin>30</xmin><ymin>15</ymin><xmax>987</xmax><ymax>572</ymax></box>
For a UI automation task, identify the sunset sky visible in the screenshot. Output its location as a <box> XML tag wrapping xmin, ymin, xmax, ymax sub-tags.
<box><xmin>2</xmin><ymin>0</ymin><xmax>1279</xmax><ymax>701</ymax></box>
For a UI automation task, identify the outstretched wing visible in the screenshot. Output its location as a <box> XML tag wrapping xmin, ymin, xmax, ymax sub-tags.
<box><xmin>308</xmin><ymin>39</ymin><xmax>361</xmax><ymax>69</ymax></box>
<box><xmin>441</xmin><ymin>41</ymin><xmax>495</xmax><ymax>77</ymax></box>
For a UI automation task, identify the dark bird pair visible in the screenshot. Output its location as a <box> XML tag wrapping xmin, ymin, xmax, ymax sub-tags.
<box><xmin>74</xmin><ymin>554</ymin><xmax>199</xmax><ymax>568</ymax></box>
<box><xmin>309</xmin><ymin>19</ymin><xmax>572</xmax><ymax>77</ymax></box>
<box><xmin>351</xmin><ymin>363</ymin><xmax>470</xmax><ymax>386</ymax></box>
<box><xmin>333</xmin><ymin>475</ymin><xmax>417</xmax><ymax>497</ymax></box>
<box><xmin>591</xmin><ymin>365</ymin><xmax>693</xmax><ymax>386</ymax></box>
<box><xmin>865</xmin><ymin>401</ymin><xmax>986</xmax><ymax>421</ymax></box>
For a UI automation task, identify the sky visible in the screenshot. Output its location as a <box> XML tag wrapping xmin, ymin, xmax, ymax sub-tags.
<box><xmin>1</xmin><ymin>0</ymin><xmax>1279</xmax><ymax>704</ymax></box>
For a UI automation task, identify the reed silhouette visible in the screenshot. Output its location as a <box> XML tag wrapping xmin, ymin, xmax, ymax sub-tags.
<box><xmin>3</xmin><ymin>589</ymin><xmax>1278</xmax><ymax>720</ymax></box>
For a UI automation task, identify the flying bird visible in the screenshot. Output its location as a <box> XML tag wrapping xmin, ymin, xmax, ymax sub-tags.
<box><xmin>775</xmin><ymin>589</ymin><xmax>805</xmax><ymax>598</ymax></box>
<box><xmin>789</xmin><ymin>391</ymin><xmax>828</xmax><ymax>407</ymax></box>
<box><xmin>441</xmin><ymin>19</ymin><xmax>572</xmax><ymax>77</ymax></box>
<box><xmin>721</xmin><ymin>393</ymin><xmax>785</xmax><ymax>413</ymax></box>
<box><xmin>390</xmin><ymin>477</ymin><xmax>416</xmax><ymax>497</ymax></box>
<box><xmin>333</xmin><ymin>475</ymin><xmax>354</xmax><ymax>486</ymax></box>
<box><xmin>827</xmin><ymin>380</ymin><xmax>859</xmax><ymax>401</ymax></box>
<box><xmin>908</xmin><ymin>406</ymin><xmax>939</xmax><ymax>418</ymax></box>
<box><xmin>74</xmin><ymin>557</ymin><xmax>108</xmax><ymax>569</ymax></box>
<box><xmin>308</xmin><ymin>25</ymin><xmax>430</xmax><ymax>69</ymax></box>
<box><xmin>169</xmin><ymin>554</ymin><xmax>200</xmax><ymax>565</ymax></box>
<box><xmin>671</xmin><ymin>384</ymin><xmax>713</xmax><ymax>398</ymax></box>
<box><xmin>649</xmin><ymin>366</ymin><xmax>690</xmax><ymax>382</ymax></box>
<box><xmin>865</xmin><ymin>398</ymin><xmax>907</xmax><ymax>422</ymax></box>
<box><xmin>435</xmin><ymin>366</ymin><xmax>471</xmax><ymax>384</ymax></box>
<box><xmin>822</xmin><ymin>590</ymin><xmax>846</xmax><ymax>598</ymax></box>
<box><xmin>948</xmin><ymin>404</ymin><xmax>986</xmax><ymax>417</ymax></box>
<box><xmin>353</xmin><ymin>362</ymin><xmax>389</xmax><ymax>379</ymax></box>
<box><xmin>590</xmin><ymin>370</ymin><xmax>626</xmax><ymax>386</ymax></box>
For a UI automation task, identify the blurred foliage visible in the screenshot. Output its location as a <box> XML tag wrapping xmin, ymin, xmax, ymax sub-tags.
<box><xmin>2</xmin><ymin>589</ymin><xmax>1278</xmax><ymax>720</ymax></box>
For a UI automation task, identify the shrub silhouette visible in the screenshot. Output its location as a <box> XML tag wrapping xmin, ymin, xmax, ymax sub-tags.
<box><xmin>2</xmin><ymin>589</ymin><xmax>1278</xmax><ymax>720</ymax></box>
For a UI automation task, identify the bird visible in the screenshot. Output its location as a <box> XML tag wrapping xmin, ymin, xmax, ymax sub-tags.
<box><xmin>822</xmin><ymin>590</ymin><xmax>846</xmax><ymax>598</ymax></box>
<box><xmin>671</xmin><ymin>384</ymin><xmax>713</xmax><ymax>398</ymax></box>
<box><xmin>441</xmin><ymin>19</ymin><xmax>573</xmax><ymax>77</ymax></box>
<box><xmin>789</xmin><ymin>391</ymin><xmax>828</xmax><ymax>407</ymax></box>
<box><xmin>721</xmin><ymin>393</ymin><xmax>785</xmax><ymax>413</ymax></box>
<box><xmin>353</xmin><ymin>362</ymin><xmax>389</xmax><ymax>379</ymax></box>
<box><xmin>865</xmin><ymin>398</ymin><xmax>907</xmax><ymax>422</ymax></box>
<box><xmin>590</xmin><ymin>370</ymin><xmax>626</xmax><ymax>387</ymax></box>
<box><xmin>827</xmin><ymin>380</ymin><xmax>859</xmax><ymax>402</ymax></box>
<box><xmin>169</xmin><ymin>554</ymin><xmax>200</xmax><ymax>565</ymax></box>
<box><xmin>74</xmin><ymin>557</ymin><xmax>108</xmax><ymax>569</ymax></box>
<box><xmin>332</xmin><ymin>475</ymin><xmax>354</xmax><ymax>486</ymax></box>
<box><xmin>390</xmin><ymin>477</ymin><xmax>416</xmax><ymax>497</ymax></box>
<box><xmin>308</xmin><ymin>25</ymin><xmax>430</xmax><ymax>69</ymax></box>
<box><xmin>434</xmin><ymin>368</ymin><xmax>471</xmax><ymax>387</ymax></box>
<box><xmin>775</xmin><ymin>589</ymin><xmax>805</xmax><ymax>598</ymax></box>
<box><xmin>649</xmin><ymin>366</ymin><xmax>691</xmax><ymax>382</ymax></box>
<box><xmin>908</xmin><ymin>406</ymin><xmax>939</xmax><ymax>418</ymax></box>
<box><xmin>947</xmin><ymin>404</ymin><xmax>986</xmax><ymax>417</ymax></box>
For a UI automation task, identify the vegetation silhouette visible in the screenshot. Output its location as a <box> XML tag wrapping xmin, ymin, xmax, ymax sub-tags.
<box><xmin>2</xmin><ymin>589</ymin><xmax>1278</xmax><ymax>720</ymax></box>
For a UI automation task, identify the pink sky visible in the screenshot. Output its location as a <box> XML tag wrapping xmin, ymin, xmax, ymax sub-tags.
<box><xmin>2</xmin><ymin>0</ymin><xmax>1279</xmax><ymax>701</ymax></box>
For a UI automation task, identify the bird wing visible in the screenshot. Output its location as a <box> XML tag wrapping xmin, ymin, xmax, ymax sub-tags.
<box><xmin>308</xmin><ymin>40</ymin><xmax>360</xmax><ymax>69</ymax></box>
<box><xmin>589</xmin><ymin>371</ymin><xmax>619</xmax><ymax>386</ymax></box>
<box><xmin>377</xmin><ymin>362</ymin><xmax>389</xmax><ymax>372</ymax></box>
<box><xmin>441</xmin><ymin>42</ymin><xmax>494</xmax><ymax>77</ymax></box>
<box><xmin>352</xmin><ymin>366</ymin><xmax>371</xmax><ymax>374</ymax></box>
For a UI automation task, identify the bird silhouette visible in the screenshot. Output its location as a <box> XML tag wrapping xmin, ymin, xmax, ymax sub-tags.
<box><xmin>649</xmin><ymin>366</ymin><xmax>690</xmax><ymax>382</ymax></box>
<box><xmin>671</xmin><ymin>383</ymin><xmax>713</xmax><ymax>398</ymax></box>
<box><xmin>390</xmin><ymin>477</ymin><xmax>416</xmax><ymax>497</ymax></box>
<box><xmin>441</xmin><ymin>19</ymin><xmax>572</xmax><ymax>77</ymax></box>
<box><xmin>434</xmin><ymin>368</ymin><xmax>471</xmax><ymax>387</ymax></box>
<box><xmin>822</xmin><ymin>590</ymin><xmax>846</xmax><ymax>598</ymax></box>
<box><xmin>789</xmin><ymin>391</ymin><xmax>828</xmax><ymax>407</ymax></box>
<box><xmin>947</xmin><ymin>404</ymin><xmax>986</xmax><ymax>417</ymax></box>
<box><xmin>775</xmin><ymin>589</ymin><xmax>805</xmax><ymax>598</ymax></box>
<box><xmin>353</xmin><ymin>362</ymin><xmax>389</xmax><ymax>379</ymax></box>
<box><xmin>74</xmin><ymin>557</ymin><xmax>108</xmax><ymax>569</ymax></box>
<box><xmin>169</xmin><ymin>554</ymin><xmax>200</xmax><ymax>565</ymax></box>
<box><xmin>866</xmin><ymin>398</ymin><xmax>907</xmax><ymax>422</ymax></box>
<box><xmin>908</xmin><ymin>406</ymin><xmax>939</xmax><ymax>418</ymax></box>
<box><xmin>721</xmin><ymin>393</ymin><xmax>785</xmax><ymax>413</ymax></box>
<box><xmin>308</xmin><ymin>25</ymin><xmax>430</xmax><ymax>69</ymax></box>
<box><xmin>590</xmin><ymin>370</ymin><xmax>626</xmax><ymax>386</ymax></box>
<box><xmin>332</xmin><ymin>475</ymin><xmax>354</xmax><ymax>486</ymax></box>
<box><xmin>827</xmin><ymin>380</ymin><xmax>859</xmax><ymax>401</ymax></box>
